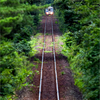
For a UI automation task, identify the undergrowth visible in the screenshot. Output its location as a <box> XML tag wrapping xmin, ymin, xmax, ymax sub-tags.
<box><xmin>54</xmin><ymin>0</ymin><xmax>100</xmax><ymax>99</ymax></box>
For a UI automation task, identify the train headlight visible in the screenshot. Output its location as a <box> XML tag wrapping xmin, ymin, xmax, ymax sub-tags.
<box><xmin>50</xmin><ymin>12</ymin><xmax>53</xmax><ymax>15</ymax></box>
<box><xmin>46</xmin><ymin>12</ymin><xmax>49</xmax><ymax>15</ymax></box>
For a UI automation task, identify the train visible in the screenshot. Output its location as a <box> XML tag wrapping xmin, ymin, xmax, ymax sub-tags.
<box><xmin>45</xmin><ymin>6</ymin><xmax>54</xmax><ymax>15</ymax></box>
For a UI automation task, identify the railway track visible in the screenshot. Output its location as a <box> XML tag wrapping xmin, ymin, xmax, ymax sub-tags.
<box><xmin>38</xmin><ymin>16</ymin><xmax>59</xmax><ymax>100</ymax></box>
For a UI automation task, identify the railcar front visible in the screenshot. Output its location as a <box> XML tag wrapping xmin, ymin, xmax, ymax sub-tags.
<box><xmin>48</xmin><ymin>7</ymin><xmax>54</xmax><ymax>15</ymax></box>
<box><xmin>45</xmin><ymin>7</ymin><xmax>54</xmax><ymax>15</ymax></box>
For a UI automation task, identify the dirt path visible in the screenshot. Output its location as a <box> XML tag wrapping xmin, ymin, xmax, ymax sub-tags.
<box><xmin>17</xmin><ymin>16</ymin><xmax>82</xmax><ymax>100</ymax></box>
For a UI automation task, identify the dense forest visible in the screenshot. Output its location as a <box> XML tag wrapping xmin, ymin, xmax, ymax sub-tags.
<box><xmin>0</xmin><ymin>0</ymin><xmax>99</xmax><ymax>100</ymax></box>
<box><xmin>53</xmin><ymin>0</ymin><xmax>100</xmax><ymax>100</ymax></box>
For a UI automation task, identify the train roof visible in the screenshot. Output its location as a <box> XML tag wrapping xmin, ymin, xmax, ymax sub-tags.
<box><xmin>48</xmin><ymin>6</ymin><xmax>53</xmax><ymax>9</ymax></box>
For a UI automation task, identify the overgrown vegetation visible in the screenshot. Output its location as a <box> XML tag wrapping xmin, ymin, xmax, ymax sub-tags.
<box><xmin>53</xmin><ymin>0</ymin><xmax>100</xmax><ymax>99</ymax></box>
<box><xmin>0</xmin><ymin>41</ymin><xmax>33</xmax><ymax>99</ymax></box>
<box><xmin>0</xmin><ymin>0</ymin><xmax>49</xmax><ymax>99</ymax></box>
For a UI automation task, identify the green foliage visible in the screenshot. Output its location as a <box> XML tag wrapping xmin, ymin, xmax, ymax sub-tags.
<box><xmin>44</xmin><ymin>51</ymin><xmax>52</xmax><ymax>53</ymax></box>
<box><xmin>14</xmin><ymin>40</ymin><xmax>31</xmax><ymax>56</ymax></box>
<box><xmin>0</xmin><ymin>41</ymin><xmax>33</xmax><ymax>99</ymax></box>
<box><xmin>0</xmin><ymin>0</ymin><xmax>49</xmax><ymax>39</ymax></box>
<box><xmin>54</xmin><ymin>0</ymin><xmax>100</xmax><ymax>99</ymax></box>
<box><xmin>0</xmin><ymin>0</ymin><xmax>50</xmax><ymax>99</ymax></box>
<box><xmin>28</xmin><ymin>37</ymin><xmax>38</xmax><ymax>57</ymax></box>
<box><xmin>53</xmin><ymin>0</ymin><xmax>82</xmax><ymax>33</ymax></box>
<box><xmin>61</xmin><ymin>71</ymin><xmax>65</xmax><ymax>75</ymax></box>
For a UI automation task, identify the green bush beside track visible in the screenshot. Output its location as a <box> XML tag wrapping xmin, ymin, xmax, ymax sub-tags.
<box><xmin>53</xmin><ymin>0</ymin><xmax>100</xmax><ymax>99</ymax></box>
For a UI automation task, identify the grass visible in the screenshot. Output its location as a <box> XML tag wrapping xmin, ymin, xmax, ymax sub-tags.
<box><xmin>45</xmin><ymin>33</ymin><xmax>51</xmax><ymax>35</ymax></box>
<box><xmin>34</xmin><ymin>33</ymin><xmax>42</xmax><ymax>38</ymax></box>
<box><xmin>33</xmin><ymin>57</ymin><xmax>41</xmax><ymax>63</ymax></box>
<box><xmin>34</xmin><ymin>57</ymin><xmax>39</xmax><ymax>61</ymax></box>
<box><xmin>56</xmin><ymin>50</ymin><xmax>60</xmax><ymax>54</ymax></box>
<box><xmin>61</xmin><ymin>71</ymin><xmax>65</xmax><ymax>75</ymax></box>
<box><xmin>49</xmin><ymin>44</ymin><xmax>53</xmax><ymax>47</ymax></box>
<box><xmin>59</xmin><ymin>65</ymin><xmax>62</xmax><ymax>67</ymax></box>
<box><xmin>55</xmin><ymin>21</ymin><xmax>58</xmax><ymax>24</ymax></box>
<box><xmin>44</xmin><ymin>51</ymin><xmax>52</xmax><ymax>53</ymax></box>
<box><xmin>37</xmin><ymin>46</ymin><xmax>43</xmax><ymax>49</ymax></box>
<box><xmin>44</xmin><ymin>61</ymin><xmax>48</xmax><ymax>63</ymax></box>
<box><xmin>49</xmin><ymin>42</ymin><xmax>54</xmax><ymax>47</ymax></box>
<box><xmin>45</xmin><ymin>33</ymin><xmax>49</xmax><ymax>35</ymax></box>
<box><xmin>35</xmin><ymin>64</ymin><xmax>38</xmax><ymax>69</ymax></box>
<box><xmin>65</xmin><ymin>66</ymin><xmax>69</xmax><ymax>68</ymax></box>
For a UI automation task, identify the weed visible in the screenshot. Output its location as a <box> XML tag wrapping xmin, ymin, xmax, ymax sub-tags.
<box><xmin>55</xmin><ymin>21</ymin><xmax>58</xmax><ymax>24</ymax></box>
<box><xmin>59</xmin><ymin>65</ymin><xmax>62</xmax><ymax>67</ymax></box>
<box><xmin>65</xmin><ymin>66</ymin><xmax>69</xmax><ymax>68</ymax></box>
<box><xmin>49</xmin><ymin>44</ymin><xmax>53</xmax><ymax>47</ymax></box>
<box><xmin>45</xmin><ymin>33</ymin><xmax>51</xmax><ymax>35</ymax></box>
<box><xmin>61</xmin><ymin>71</ymin><xmax>65</xmax><ymax>75</ymax></box>
<box><xmin>49</xmin><ymin>42</ymin><xmax>54</xmax><ymax>47</ymax></box>
<box><xmin>63</xmin><ymin>96</ymin><xmax>65</xmax><ymax>98</ymax></box>
<box><xmin>44</xmin><ymin>51</ymin><xmax>52</xmax><ymax>53</ymax></box>
<box><xmin>35</xmin><ymin>70</ymin><xmax>39</xmax><ymax>75</ymax></box>
<box><xmin>37</xmin><ymin>46</ymin><xmax>43</xmax><ymax>49</ymax></box>
<box><xmin>59</xmin><ymin>56</ymin><xmax>61</xmax><ymax>58</ymax></box>
<box><xmin>44</xmin><ymin>61</ymin><xmax>48</xmax><ymax>63</ymax></box>
<box><xmin>34</xmin><ymin>33</ymin><xmax>42</xmax><ymax>37</ymax></box>
<box><xmin>35</xmin><ymin>64</ymin><xmax>38</xmax><ymax>69</ymax></box>
<box><xmin>45</xmin><ymin>33</ymin><xmax>49</xmax><ymax>35</ymax></box>
<box><xmin>34</xmin><ymin>57</ymin><xmax>40</xmax><ymax>61</ymax></box>
<box><xmin>33</xmin><ymin>90</ymin><xmax>35</xmax><ymax>93</ymax></box>
<box><xmin>56</xmin><ymin>51</ymin><xmax>60</xmax><ymax>54</ymax></box>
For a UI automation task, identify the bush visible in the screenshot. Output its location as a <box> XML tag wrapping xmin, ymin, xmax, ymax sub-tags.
<box><xmin>0</xmin><ymin>41</ymin><xmax>33</xmax><ymax>99</ymax></box>
<box><xmin>62</xmin><ymin>29</ymin><xmax>99</xmax><ymax>99</ymax></box>
<box><xmin>54</xmin><ymin>0</ymin><xmax>100</xmax><ymax>99</ymax></box>
<box><xmin>14</xmin><ymin>39</ymin><xmax>31</xmax><ymax>56</ymax></box>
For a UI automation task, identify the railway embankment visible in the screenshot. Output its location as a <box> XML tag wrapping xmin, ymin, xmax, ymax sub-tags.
<box><xmin>17</xmin><ymin>15</ymin><xmax>82</xmax><ymax>100</ymax></box>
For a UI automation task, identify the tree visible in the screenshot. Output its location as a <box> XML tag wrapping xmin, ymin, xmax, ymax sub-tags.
<box><xmin>54</xmin><ymin>0</ymin><xmax>100</xmax><ymax>99</ymax></box>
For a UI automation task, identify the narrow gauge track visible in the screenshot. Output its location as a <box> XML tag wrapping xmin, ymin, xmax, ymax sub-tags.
<box><xmin>38</xmin><ymin>16</ymin><xmax>59</xmax><ymax>100</ymax></box>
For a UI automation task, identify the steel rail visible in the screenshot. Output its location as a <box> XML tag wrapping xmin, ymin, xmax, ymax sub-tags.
<box><xmin>38</xmin><ymin>16</ymin><xmax>60</xmax><ymax>100</ymax></box>
<box><xmin>38</xmin><ymin>16</ymin><xmax>47</xmax><ymax>100</ymax></box>
<box><xmin>51</xmin><ymin>16</ymin><xmax>60</xmax><ymax>100</ymax></box>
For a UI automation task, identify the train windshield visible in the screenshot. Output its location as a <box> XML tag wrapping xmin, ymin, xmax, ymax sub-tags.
<box><xmin>46</xmin><ymin>9</ymin><xmax>48</xmax><ymax>12</ymax></box>
<box><xmin>51</xmin><ymin>8</ymin><xmax>53</xmax><ymax>12</ymax></box>
<box><xmin>48</xmin><ymin>7</ymin><xmax>53</xmax><ymax>12</ymax></box>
